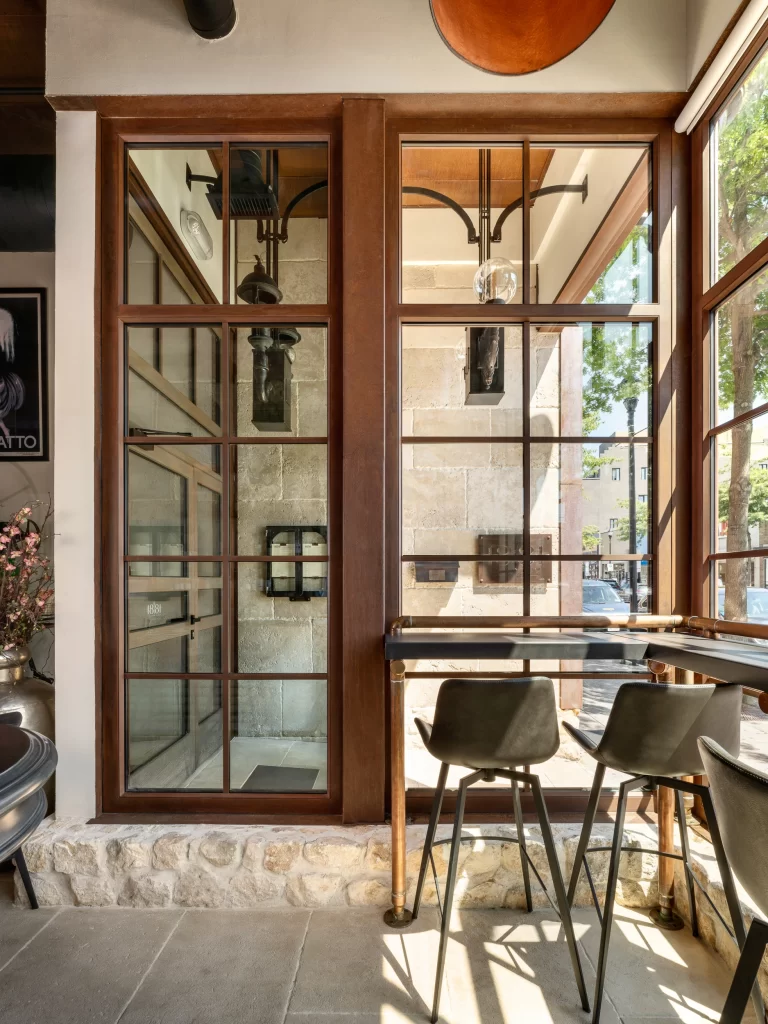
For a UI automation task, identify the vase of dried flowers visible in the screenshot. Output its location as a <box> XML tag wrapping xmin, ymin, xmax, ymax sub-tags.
<box><xmin>0</xmin><ymin>504</ymin><xmax>55</xmax><ymax>801</ymax></box>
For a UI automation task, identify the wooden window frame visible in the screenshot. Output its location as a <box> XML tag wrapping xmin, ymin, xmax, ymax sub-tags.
<box><xmin>90</xmin><ymin>97</ymin><xmax>688</xmax><ymax>824</ymax></box>
<box><xmin>99</xmin><ymin>116</ymin><xmax>343</xmax><ymax>821</ymax></box>
<box><xmin>691</xmin><ymin>21</ymin><xmax>768</xmax><ymax>616</ymax></box>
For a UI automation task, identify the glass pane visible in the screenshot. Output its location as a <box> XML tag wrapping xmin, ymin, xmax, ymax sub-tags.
<box><xmin>531</xmin><ymin>442</ymin><xmax>651</xmax><ymax>555</ymax></box>
<box><xmin>232</xmin><ymin>325</ymin><xmax>327</xmax><ymax>436</ymax></box>
<box><xmin>402</xmin><ymin>323</ymin><xmax>523</xmax><ymax>436</ymax></box>
<box><xmin>230</xmin><ymin>680</ymin><xmax>327</xmax><ymax>792</ymax></box>
<box><xmin>127</xmin><ymin>325</ymin><xmax>222</xmax><ymax>437</ymax></box>
<box><xmin>401</xmin><ymin>145</ymin><xmax>523</xmax><ymax>303</ymax></box>
<box><xmin>235</xmin><ymin>562</ymin><xmax>327</xmax><ymax>673</ymax></box>
<box><xmin>128</xmin><ymin>635</ymin><xmax>188</xmax><ymax>673</ymax></box>
<box><xmin>714</xmin><ymin>410</ymin><xmax>768</xmax><ymax>555</ymax></box>
<box><xmin>233</xmin><ymin>444</ymin><xmax>327</xmax><ymax>555</ymax></box>
<box><xmin>714</xmin><ymin>558</ymin><xmax>768</xmax><ymax>624</ymax></box>
<box><xmin>530</xmin><ymin>560</ymin><xmax>651</xmax><ymax>614</ymax></box>
<box><xmin>402</xmin><ymin>443</ymin><xmax>523</xmax><ymax>556</ymax></box>
<box><xmin>402</xmin><ymin>559</ymin><xmax>523</xmax><ymax>617</ymax></box>
<box><xmin>127</xmin><ymin>223</ymin><xmax>158</xmax><ymax>304</ymax></box>
<box><xmin>530</xmin><ymin>145</ymin><xmax>651</xmax><ymax>304</ymax></box>
<box><xmin>232</xmin><ymin>144</ymin><xmax>328</xmax><ymax>305</ymax></box>
<box><xmin>127</xmin><ymin>679</ymin><xmax>223</xmax><ymax>791</ymax></box>
<box><xmin>127</xmin><ymin>444</ymin><xmax>222</xmax><ymax>557</ymax></box>
<box><xmin>128</xmin><ymin>589</ymin><xmax>188</xmax><ymax>631</ymax></box>
<box><xmin>126</xmin><ymin>576</ymin><xmax>223</xmax><ymax>673</ymax></box>
<box><xmin>530</xmin><ymin>323</ymin><xmax>652</xmax><ymax>438</ymax></box>
<box><xmin>712</xmin><ymin>48</ymin><xmax>768</xmax><ymax>282</ymax></box>
<box><xmin>714</xmin><ymin>265</ymin><xmax>768</xmax><ymax>425</ymax></box>
<box><xmin>126</xmin><ymin>147</ymin><xmax>223</xmax><ymax>303</ymax></box>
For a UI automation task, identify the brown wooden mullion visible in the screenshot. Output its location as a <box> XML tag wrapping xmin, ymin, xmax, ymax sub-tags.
<box><xmin>402</xmin><ymin>435</ymin><xmax>653</xmax><ymax>444</ymax></box>
<box><xmin>221</xmin><ymin>315</ymin><xmax>231</xmax><ymax>794</ymax></box>
<box><xmin>396</xmin><ymin>303</ymin><xmax>660</xmax><ymax>321</ymax></box>
<box><xmin>707</xmin><ymin>399</ymin><xmax>768</xmax><ymax>438</ymax></box>
<box><xmin>708</xmin><ymin>548</ymin><xmax>768</xmax><ymax>561</ymax></box>
<box><xmin>403</xmin><ymin>553</ymin><xmax>654</xmax><ymax>562</ymax></box>
<box><xmin>123</xmin><ymin>436</ymin><xmax>328</xmax><ymax>445</ymax></box>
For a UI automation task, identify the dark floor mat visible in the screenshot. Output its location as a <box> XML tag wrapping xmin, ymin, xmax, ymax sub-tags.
<box><xmin>240</xmin><ymin>764</ymin><xmax>319</xmax><ymax>792</ymax></box>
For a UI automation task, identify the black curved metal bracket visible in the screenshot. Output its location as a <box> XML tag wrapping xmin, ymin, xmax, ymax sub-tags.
<box><xmin>402</xmin><ymin>186</ymin><xmax>479</xmax><ymax>244</ymax></box>
<box><xmin>278</xmin><ymin>180</ymin><xmax>328</xmax><ymax>242</ymax></box>
<box><xmin>492</xmin><ymin>176</ymin><xmax>588</xmax><ymax>242</ymax></box>
<box><xmin>256</xmin><ymin>179</ymin><xmax>329</xmax><ymax>245</ymax></box>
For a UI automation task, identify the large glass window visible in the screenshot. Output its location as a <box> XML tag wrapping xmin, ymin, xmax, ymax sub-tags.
<box><xmin>704</xmin><ymin>38</ymin><xmax>768</xmax><ymax>623</ymax></box>
<box><xmin>712</xmin><ymin>46</ymin><xmax>768</xmax><ymax>283</ymax></box>
<box><xmin>398</xmin><ymin>134</ymin><xmax>658</xmax><ymax>796</ymax></box>
<box><xmin>118</xmin><ymin>139</ymin><xmax>333</xmax><ymax>806</ymax></box>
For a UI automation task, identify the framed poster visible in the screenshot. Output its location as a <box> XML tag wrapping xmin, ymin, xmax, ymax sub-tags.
<box><xmin>0</xmin><ymin>289</ymin><xmax>48</xmax><ymax>460</ymax></box>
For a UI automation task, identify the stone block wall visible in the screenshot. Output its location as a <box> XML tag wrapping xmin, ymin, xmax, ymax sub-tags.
<box><xmin>18</xmin><ymin>818</ymin><xmax>655</xmax><ymax>912</ymax></box>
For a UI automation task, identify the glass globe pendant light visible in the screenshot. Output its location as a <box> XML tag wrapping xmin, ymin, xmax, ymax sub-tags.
<box><xmin>473</xmin><ymin>256</ymin><xmax>517</xmax><ymax>305</ymax></box>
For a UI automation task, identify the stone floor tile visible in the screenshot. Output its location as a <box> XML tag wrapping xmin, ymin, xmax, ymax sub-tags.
<box><xmin>119</xmin><ymin>908</ymin><xmax>310</xmax><ymax>1024</ymax></box>
<box><xmin>0</xmin><ymin>908</ymin><xmax>182</xmax><ymax>1024</ymax></box>
<box><xmin>288</xmin><ymin>908</ymin><xmax>449</xmax><ymax>1018</ymax></box>
<box><xmin>285</xmin><ymin>1015</ymin><xmax>427</xmax><ymax>1023</ymax></box>
<box><xmin>574</xmin><ymin>906</ymin><xmax>750</xmax><ymax>1023</ymax></box>
<box><xmin>0</xmin><ymin>903</ymin><xmax>60</xmax><ymax>970</ymax></box>
<box><xmin>442</xmin><ymin>908</ymin><xmax>621</xmax><ymax>1024</ymax></box>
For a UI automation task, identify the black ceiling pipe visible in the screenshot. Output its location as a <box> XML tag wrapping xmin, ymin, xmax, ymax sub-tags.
<box><xmin>0</xmin><ymin>156</ymin><xmax>55</xmax><ymax>252</ymax></box>
<box><xmin>183</xmin><ymin>0</ymin><xmax>236</xmax><ymax>39</ymax></box>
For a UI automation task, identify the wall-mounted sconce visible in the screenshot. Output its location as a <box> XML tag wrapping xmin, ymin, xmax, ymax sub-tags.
<box><xmin>248</xmin><ymin>326</ymin><xmax>301</xmax><ymax>432</ymax></box>
<box><xmin>265</xmin><ymin>526</ymin><xmax>328</xmax><ymax>601</ymax></box>
<box><xmin>179</xmin><ymin>208</ymin><xmax>214</xmax><ymax>261</ymax></box>
<box><xmin>476</xmin><ymin>533</ymin><xmax>552</xmax><ymax>586</ymax></box>
<box><xmin>415</xmin><ymin>560</ymin><xmax>459</xmax><ymax>583</ymax></box>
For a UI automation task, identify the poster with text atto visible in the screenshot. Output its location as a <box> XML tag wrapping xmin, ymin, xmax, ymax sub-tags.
<box><xmin>0</xmin><ymin>290</ymin><xmax>48</xmax><ymax>460</ymax></box>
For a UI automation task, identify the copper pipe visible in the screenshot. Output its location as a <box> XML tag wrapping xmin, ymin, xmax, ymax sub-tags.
<box><xmin>683</xmin><ymin>615</ymin><xmax>768</xmax><ymax>641</ymax></box>
<box><xmin>384</xmin><ymin>660</ymin><xmax>412</xmax><ymax>928</ymax></box>
<box><xmin>391</xmin><ymin>614</ymin><xmax>683</xmax><ymax>632</ymax></box>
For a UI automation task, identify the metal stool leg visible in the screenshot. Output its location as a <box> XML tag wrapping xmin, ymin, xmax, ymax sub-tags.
<box><xmin>530</xmin><ymin>775</ymin><xmax>590</xmax><ymax>1013</ymax></box>
<box><xmin>511</xmin><ymin>771</ymin><xmax>532</xmax><ymax>912</ymax></box>
<box><xmin>568</xmin><ymin>761</ymin><xmax>606</xmax><ymax>907</ymax></box>
<box><xmin>591</xmin><ymin>777</ymin><xmax>633</xmax><ymax>1024</ymax></box>
<box><xmin>413</xmin><ymin>762</ymin><xmax>448</xmax><ymax>921</ymax></box>
<box><xmin>13</xmin><ymin>849</ymin><xmax>38</xmax><ymax>910</ymax></box>
<box><xmin>674</xmin><ymin>788</ymin><xmax>698</xmax><ymax>938</ymax></box>
<box><xmin>431</xmin><ymin>774</ymin><xmax>472</xmax><ymax>1024</ymax></box>
<box><xmin>720</xmin><ymin>918</ymin><xmax>768</xmax><ymax>1024</ymax></box>
<box><xmin>701</xmin><ymin>789</ymin><xmax>765</xmax><ymax>1023</ymax></box>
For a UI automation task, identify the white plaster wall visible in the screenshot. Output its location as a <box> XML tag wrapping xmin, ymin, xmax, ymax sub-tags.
<box><xmin>53</xmin><ymin>111</ymin><xmax>97</xmax><ymax>819</ymax></box>
<box><xmin>46</xmin><ymin>0</ymin><xmax>687</xmax><ymax>96</ymax></box>
<box><xmin>686</xmin><ymin>0</ymin><xmax>744</xmax><ymax>86</ymax></box>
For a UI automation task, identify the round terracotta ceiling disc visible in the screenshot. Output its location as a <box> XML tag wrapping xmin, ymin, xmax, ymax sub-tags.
<box><xmin>430</xmin><ymin>0</ymin><xmax>617</xmax><ymax>76</ymax></box>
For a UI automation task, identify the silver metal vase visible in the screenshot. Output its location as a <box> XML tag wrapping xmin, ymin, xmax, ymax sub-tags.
<box><xmin>0</xmin><ymin>646</ymin><xmax>55</xmax><ymax>807</ymax></box>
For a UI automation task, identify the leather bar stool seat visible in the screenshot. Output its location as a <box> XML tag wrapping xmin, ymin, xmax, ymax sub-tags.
<box><xmin>699</xmin><ymin>737</ymin><xmax>768</xmax><ymax>1024</ymax></box>
<box><xmin>412</xmin><ymin>677</ymin><xmax>589</xmax><ymax>1023</ymax></box>
<box><xmin>565</xmin><ymin>681</ymin><xmax>761</xmax><ymax>1024</ymax></box>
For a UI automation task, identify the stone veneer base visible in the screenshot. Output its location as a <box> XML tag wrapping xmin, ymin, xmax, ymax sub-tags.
<box><xmin>14</xmin><ymin>818</ymin><xmax>768</xmax><ymax>1001</ymax></box>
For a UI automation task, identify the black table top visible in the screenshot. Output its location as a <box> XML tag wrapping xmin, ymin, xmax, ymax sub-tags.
<box><xmin>623</xmin><ymin>631</ymin><xmax>768</xmax><ymax>690</ymax></box>
<box><xmin>385</xmin><ymin>630</ymin><xmax>649</xmax><ymax>662</ymax></box>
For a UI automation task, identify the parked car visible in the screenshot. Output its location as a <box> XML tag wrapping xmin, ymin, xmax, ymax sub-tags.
<box><xmin>582</xmin><ymin>580</ymin><xmax>631</xmax><ymax>614</ymax></box>
<box><xmin>717</xmin><ymin>587</ymin><xmax>768</xmax><ymax>625</ymax></box>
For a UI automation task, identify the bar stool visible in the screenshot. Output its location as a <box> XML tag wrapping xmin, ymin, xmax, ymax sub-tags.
<box><xmin>411</xmin><ymin>676</ymin><xmax>590</xmax><ymax>1024</ymax></box>
<box><xmin>564</xmin><ymin>680</ymin><xmax>762</xmax><ymax>1024</ymax></box>
<box><xmin>699</xmin><ymin>737</ymin><xmax>768</xmax><ymax>1024</ymax></box>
